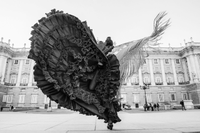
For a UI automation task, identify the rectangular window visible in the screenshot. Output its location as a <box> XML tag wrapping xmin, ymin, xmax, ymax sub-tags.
<box><xmin>144</xmin><ymin>77</ymin><xmax>150</xmax><ymax>84</ymax></box>
<box><xmin>25</xmin><ymin>60</ymin><xmax>29</xmax><ymax>64</ymax></box>
<box><xmin>146</xmin><ymin>94</ymin><xmax>152</xmax><ymax>102</ymax></box>
<box><xmin>44</xmin><ymin>95</ymin><xmax>50</xmax><ymax>104</ymax></box>
<box><xmin>19</xmin><ymin>95</ymin><xmax>25</xmax><ymax>103</ymax></box>
<box><xmin>2</xmin><ymin>95</ymin><xmax>7</xmax><ymax>102</ymax></box>
<box><xmin>182</xmin><ymin>93</ymin><xmax>188</xmax><ymax>100</ymax></box>
<box><xmin>31</xmin><ymin>95</ymin><xmax>38</xmax><ymax>103</ymax></box>
<box><xmin>7</xmin><ymin>95</ymin><xmax>13</xmax><ymax>103</ymax></box>
<box><xmin>154</xmin><ymin>59</ymin><xmax>158</xmax><ymax>64</ymax></box>
<box><xmin>170</xmin><ymin>93</ymin><xmax>176</xmax><ymax>101</ymax></box>
<box><xmin>165</xmin><ymin>59</ymin><xmax>169</xmax><ymax>64</ymax></box>
<box><xmin>158</xmin><ymin>93</ymin><xmax>164</xmax><ymax>102</ymax></box>
<box><xmin>14</xmin><ymin>60</ymin><xmax>18</xmax><ymax>64</ymax></box>
<box><xmin>156</xmin><ymin>77</ymin><xmax>161</xmax><ymax>83</ymax></box>
<box><xmin>176</xmin><ymin>59</ymin><xmax>180</xmax><ymax>64</ymax></box>
<box><xmin>133</xmin><ymin>93</ymin><xmax>139</xmax><ymax>103</ymax></box>
<box><xmin>10</xmin><ymin>75</ymin><xmax>17</xmax><ymax>84</ymax></box>
<box><xmin>22</xmin><ymin>78</ymin><xmax>27</xmax><ymax>84</ymax></box>
<box><xmin>178</xmin><ymin>77</ymin><xmax>184</xmax><ymax>83</ymax></box>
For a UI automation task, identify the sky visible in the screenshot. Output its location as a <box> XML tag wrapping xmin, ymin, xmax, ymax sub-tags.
<box><xmin>0</xmin><ymin>0</ymin><xmax>200</xmax><ymax>48</ymax></box>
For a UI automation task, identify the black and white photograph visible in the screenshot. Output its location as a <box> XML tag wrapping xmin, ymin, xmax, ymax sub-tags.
<box><xmin>0</xmin><ymin>0</ymin><xmax>200</xmax><ymax>133</ymax></box>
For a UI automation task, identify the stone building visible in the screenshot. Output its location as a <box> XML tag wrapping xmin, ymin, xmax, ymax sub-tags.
<box><xmin>0</xmin><ymin>38</ymin><xmax>200</xmax><ymax>109</ymax></box>
<box><xmin>113</xmin><ymin>40</ymin><xmax>200</xmax><ymax>109</ymax></box>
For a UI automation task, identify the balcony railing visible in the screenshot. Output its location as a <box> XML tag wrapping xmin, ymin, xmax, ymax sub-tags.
<box><xmin>131</xmin><ymin>83</ymin><xmax>139</xmax><ymax>85</ymax></box>
<box><xmin>167</xmin><ymin>82</ymin><xmax>175</xmax><ymax>85</ymax></box>
<box><xmin>155</xmin><ymin>82</ymin><xmax>163</xmax><ymax>85</ymax></box>
<box><xmin>20</xmin><ymin>83</ymin><xmax>28</xmax><ymax>86</ymax></box>
<box><xmin>4</xmin><ymin>83</ymin><xmax>16</xmax><ymax>86</ymax></box>
<box><xmin>179</xmin><ymin>81</ymin><xmax>190</xmax><ymax>85</ymax></box>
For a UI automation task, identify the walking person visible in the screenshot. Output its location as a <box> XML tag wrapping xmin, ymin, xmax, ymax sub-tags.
<box><xmin>156</xmin><ymin>103</ymin><xmax>160</xmax><ymax>111</ymax></box>
<box><xmin>149</xmin><ymin>103</ymin><xmax>153</xmax><ymax>111</ymax></box>
<box><xmin>180</xmin><ymin>100</ymin><xmax>186</xmax><ymax>111</ymax></box>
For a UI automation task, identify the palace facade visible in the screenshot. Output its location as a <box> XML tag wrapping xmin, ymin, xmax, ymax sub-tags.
<box><xmin>0</xmin><ymin>39</ymin><xmax>200</xmax><ymax>109</ymax></box>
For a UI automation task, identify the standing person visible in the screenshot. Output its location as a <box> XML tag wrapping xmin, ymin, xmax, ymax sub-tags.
<box><xmin>149</xmin><ymin>103</ymin><xmax>152</xmax><ymax>111</ymax></box>
<box><xmin>180</xmin><ymin>100</ymin><xmax>186</xmax><ymax>111</ymax></box>
<box><xmin>143</xmin><ymin>103</ymin><xmax>147</xmax><ymax>111</ymax></box>
<box><xmin>151</xmin><ymin>103</ymin><xmax>154</xmax><ymax>111</ymax></box>
<box><xmin>153</xmin><ymin>103</ymin><xmax>157</xmax><ymax>111</ymax></box>
<box><xmin>156</xmin><ymin>103</ymin><xmax>160</xmax><ymax>111</ymax></box>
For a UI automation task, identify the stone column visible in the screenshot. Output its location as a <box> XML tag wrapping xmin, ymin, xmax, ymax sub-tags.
<box><xmin>4</xmin><ymin>58</ymin><xmax>12</xmax><ymax>83</ymax></box>
<box><xmin>16</xmin><ymin>59</ymin><xmax>23</xmax><ymax>86</ymax></box>
<box><xmin>186</xmin><ymin>56</ymin><xmax>193</xmax><ymax>83</ymax></box>
<box><xmin>28</xmin><ymin>60</ymin><xmax>34</xmax><ymax>86</ymax></box>
<box><xmin>195</xmin><ymin>55</ymin><xmax>200</xmax><ymax>81</ymax></box>
<box><xmin>148</xmin><ymin>59</ymin><xmax>155</xmax><ymax>85</ymax></box>
<box><xmin>171</xmin><ymin>58</ymin><xmax>178</xmax><ymax>85</ymax></box>
<box><xmin>181</xmin><ymin>58</ymin><xmax>189</xmax><ymax>82</ymax></box>
<box><xmin>139</xmin><ymin>68</ymin><xmax>143</xmax><ymax>85</ymax></box>
<box><xmin>160</xmin><ymin>58</ymin><xmax>167</xmax><ymax>85</ymax></box>
<box><xmin>192</xmin><ymin>54</ymin><xmax>200</xmax><ymax>81</ymax></box>
<box><xmin>0</xmin><ymin>56</ymin><xmax>7</xmax><ymax>84</ymax></box>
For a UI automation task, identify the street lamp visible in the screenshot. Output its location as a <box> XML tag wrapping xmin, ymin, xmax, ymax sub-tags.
<box><xmin>47</xmin><ymin>99</ymin><xmax>52</xmax><ymax>112</ymax></box>
<box><xmin>140</xmin><ymin>83</ymin><xmax>149</xmax><ymax>111</ymax></box>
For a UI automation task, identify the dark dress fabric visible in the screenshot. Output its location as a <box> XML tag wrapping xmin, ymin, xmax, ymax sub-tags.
<box><xmin>28</xmin><ymin>9</ymin><xmax>121</xmax><ymax>124</ymax></box>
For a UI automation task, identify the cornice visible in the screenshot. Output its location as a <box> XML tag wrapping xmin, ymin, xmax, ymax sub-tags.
<box><xmin>179</xmin><ymin>45</ymin><xmax>200</xmax><ymax>57</ymax></box>
<box><xmin>0</xmin><ymin>45</ymin><xmax>30</xmax><ymax>58</ymax></box>
<box><xmin>0</xmin><ymin>46</ymin><xmax>13</xmax><ymax>56</ymax></box>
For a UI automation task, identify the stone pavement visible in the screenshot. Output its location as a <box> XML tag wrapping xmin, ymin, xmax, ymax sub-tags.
<box><xmin>0</xmin><ymin>109</ymin><xmax>200</xmax><ymax>133</ymax></box>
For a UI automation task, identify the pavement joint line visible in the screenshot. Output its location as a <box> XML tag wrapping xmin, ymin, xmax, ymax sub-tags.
<box><xmin>44</xmin><ymin>115</ymin><xmax>81</xmax><ymax>131</ymax></box>
<box><xmin>0</xmin><ymin>121</ymin><xmax>38</xmax><ymax>129</ymax></box>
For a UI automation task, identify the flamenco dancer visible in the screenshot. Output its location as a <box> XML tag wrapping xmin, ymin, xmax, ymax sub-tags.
<box><xmin>28</xmin><ymin>9</ymin><xmax>170</xmax><ymax>130</ymax></box>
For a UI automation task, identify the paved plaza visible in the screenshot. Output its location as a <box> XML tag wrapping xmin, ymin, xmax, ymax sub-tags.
<box><xmin>0</xmin><ymin>109</ymin><xmax>200</xmax><ymax>133</ymax></box>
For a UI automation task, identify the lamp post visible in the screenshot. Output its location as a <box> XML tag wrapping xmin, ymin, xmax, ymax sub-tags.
<box><xmin>47</xmin><ymin>99</ymin><xmax>52</xmax><ymax>112</ymax></box>
<box><xmin>140</xmin><ymin>83</ymin><xmax>149</xmax><ymax>111</ymax></box>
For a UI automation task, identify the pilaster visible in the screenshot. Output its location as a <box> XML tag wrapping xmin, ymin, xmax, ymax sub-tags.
<box><xmin>139</xmin><ymin>68</ymin><xmax>143</xmax><ymax>85</ymax></box>
<box><xmin>148</xmin><ymin>59</ymin><xmax>155</xmax><ymax>85</ymax></box>
<box><xmin>16</xmin><ymin>59</ymin><xmax>23</xmax><ymax>86</ymax></box>
<box><xmin>171</xmin><ymin>58</ymin><xmax>178</xmax><ymax>85</ymax></box>
<box><xmin>28</xmin><ymin>60</ymin><xmax>35</xmax><ymax>86</ymax></box>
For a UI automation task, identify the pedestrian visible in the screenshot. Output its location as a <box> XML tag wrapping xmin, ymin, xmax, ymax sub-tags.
<box><xmin>122</xmin><ymin>103</ymin><xmax>125</xmax><ymax>109</ymax></box>
<box><xmin>149</xmin><ymin>103</ymin><xmax>153</xmax><ymax>111</ymax></box>
<box><xmin>156</xmin><ymin>103</ymin><xmax>160</xmax><ymax>111</ymax></box>
<box><xmin>180</xmin><ymin>100</ymin><xmax>186</xmax><ymax>111</ymax></box>
<box><xmin>143</xmin><ymin>103</ymin><xmax>147</xmax><ymax>111</ymax></box>
<box><xmin>153</xmin><ymin>103</ymin><xmax>157</xmax><ymax>111</ymax></box>
<box><xmin>151</xmin><ymin>103</ymin><xmax>154</xmax><ymax>111</ymax></box>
